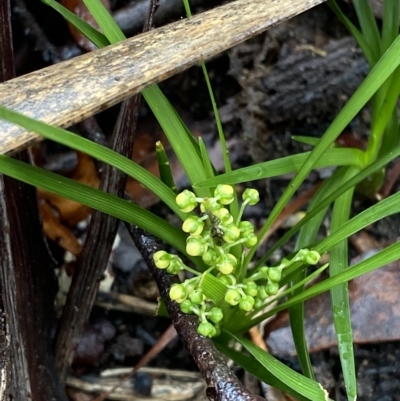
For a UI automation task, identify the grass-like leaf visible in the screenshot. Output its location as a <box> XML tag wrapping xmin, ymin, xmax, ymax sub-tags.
<box><xmin>220</xmin><ymin>332</ymin><xmax>331</xmax><ymax>401</ymax></box>
<box><xmin>352</xmin><ymin>0</ymin><xmax>381</xmax><ymax>63</ymax></box>
<box><xmin>82</xmin><ymin>0</ymin><xmax>125</xmax><ymax>43</ymax></box>
<box><xmin>142</xmin><ymin>85</ymin><xmax>211</xmax><ymax>198</ymax></box>
<box><xmin>194</xmin><ymin>148</ymin><xmax>364</xmax><ymax>187</ymax></box>
<box><xmin>254</xmin><ymin>146</ymin><xmax>400</xmax><ymax>265</ymax></box>
<box><xmin>0</xmin><ymin>155</ymin><xmax>189</xmax><ymax>255</ymax></box>
<box><xmin>41</xmin><ymin>0</ymin><xmax>110</xmax><ymax>48</ymax></box>
<box><xmin>242</xmin><ymin>240</ymin><xmax>400</xmax><ymax>331</ymax></box>
<box><xmin>327</xmin><ymin>0</ymin><xmax>375</xmax><ymax>65</ymax></box>
<box><xmin>155</xmin><ymin>141</ymin><xmax>178</xmax><ymax>193</ymax></box>
<box><xmin>329</xmin><ymin>167</ymin><xmax>358</xmax><ymax>401</ymax></box>
<box><xmin>0</xmin><ymin>106</ymin><xmax>185</xmax><ymax>220</ymax></box>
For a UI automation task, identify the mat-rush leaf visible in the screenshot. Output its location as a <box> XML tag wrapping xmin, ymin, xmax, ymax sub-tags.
<box><xmin>82</xmin><ymin>0</ymin><xmax>125</xmax><ymax>43</ymax></box>
<box><xmin>329</xmin><ymin>167</ymin><xmax>358</xmax><ymax>401</ymax></box>
<box><xmin>156</xmin><ymin>141</ymin><xmax>178</xmax><ymax>193</ymax></box>
<box><xmin>253</xmin><ymin>147</ymin><xmax>400</xmax><ymax>265</ymax></box>
<box><xmin>327</xmin><ymin>0</ymin><xmax>375</xmax><ymax>65</ymax></box>
<box><xmin>142</xmin><ymin>85</ymin><xmax>211</xmax><ymax>198</ymax></box>
<box><xmin>0</xmin><ymin>155</ymin><xmax>188</xmax><ymax>255</ymax></box>
<box><xmin>0</xmin><ymin>106</ymin><xmax>185</xmax><ymax>220</ymax></box>
<box><xmin>194</xmin><ymin>148</ymin><xmax>364</xmax><ymax>187</ymax></box>
<box><xmin>287</xmin><ymin>169</ymin><xmax>347</xmax><ymax>380</ymax></box>
<box><xmin>242</xmin><ymin>33</ymin><xmax>400</xmax><ymax>268</ymax></box>
<box><xmin>214</xmin><ymin>338</ymin><xmax>315</xmax><ymax>401</ymax></box>
<box><xmin>199</xmin><ymin>272</ymin><xmax>228</xmax><ymax>307</ymax></box>
<box><xmin>41</xmin><ymin>0</ymin><xmax>110</xmax><ymax>48</ymax></box>
<box><xmin>222</xmin><ymin>332</ymin><xmax>330</xmax><ymax>401</ymax></box>
<box><xmin>236</xmin><ymin>240</ymin><xmax>400</xmax><ymax>332</ymax></box>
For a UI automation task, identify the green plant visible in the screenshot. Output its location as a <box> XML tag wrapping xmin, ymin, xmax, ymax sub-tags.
<box><xmin>0</xmin><ymin>0</ymin><xmax>399</xmax><ymax>400</ymax></box>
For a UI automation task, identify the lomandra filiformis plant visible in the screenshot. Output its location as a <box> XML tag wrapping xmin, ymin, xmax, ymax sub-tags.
<box><xmin>154</xmin><ymin>184</ymin><xmax>321</xmax><ymax>337</ymax></box>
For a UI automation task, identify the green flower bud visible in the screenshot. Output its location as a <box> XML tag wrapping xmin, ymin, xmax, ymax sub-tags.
<box><xmin>197</xmin><ymin>321</ymin><xmax>216</xmax><ymax>337</ymax></box>
<box><xmin>266</xmin><ymin>281</ymin><xmax>279</xmax><ymax>296</ymax></box>
<box><xmin>180</xmin><ymin>299</ymin><xmax>194</xmax><ymax>314</ymax></box>
<box><xmin>254</xmin><ymin>297</ymin><xmax>263</xmax><ymax>309</ymax></box>
<box><xmin>244</xmin><ymin>281</ymin><xmax>258</xmax><ymax>297</ymax></box>
<box><xmin>169</xmin><ymin>284</ymin><xmax>187</xmax><ymax>303</ymax></box>
<box><xmin>243</xmin><ymin>233</ymin><xmax>258</xmax><ymax>248</ymax></box>
<box><xmin>239</xmin><ymin>221</ymin><xmax>254</xmax><ymax>234</ymax></box>
<box><xmin>222</xmin><ymin>224</ymin><xmax>241</xmax><ymax>243</ymax></box>
<box><xmin>242</xmin><ymin>188</ymin><xmax>260</xmax><ymax>205</ymax></box>
<box><xmin>224</xmin><ymin>289</ymin><xmax>241</xmax><ymax>305</ymax></box>
<box><xmin>153</xmin><ymin>251</ymin><xmax>171</xmax><ymax>269</ymax></box>
<box><xmin>184</xmin><ymin>282</ymin><xmax>196</xmax><ymax>295</ymax></box>
<box><xmin>258</xmin><ymin>266</ymin><xmax>269</xmax><ymax>279</ymax></box>
<box><xmin>213</xmin><ymin>208</ymin><xmax>233</xmax><ymax>225</ymax></box>
<box><xmin>239</xmin><ymin>295</ymin><xmax>255</xmax><ymax>312</ymax></box>
<box><xmin>182</xmin><ymin>215</ymin><xmax>204</xmax><ymax>236</ymax></box>
<box><xmin>217</xmin><ymin>274</ymin><xmax>236</xmax><ymax>286</ymax></box>
<box><xmin>214</xmin><ymin>184</ymin><xmax>235</xmax><ymax>205</ymax></box>
<box><xmin>186</xmin><ymin>236</ymin><xmax>207</xmax><ymax>256</ymax></box>
<box><xmin>166</xmin><ymin>257</ymin><xmax>183</xmax><ymax>275</ymax></box>
<box><xmin>257</xmin><ymin>285</ymin><xmax>268</xmax><ymax>300</ymax></box>
<box><xmin>202</xmin><ymin>248</ymin><xmax>217</xmax><ymax>266</ymax></box>
<box><xmin>268</xmin><ymin>267</ymin><xmax>282</xmax><ymax>283</ymax></box>
<box><xmin>209</xmin><ymin>307</ymin><xmax>224</xmax><ymax>324</ymax></box>
<box><xmin>176</xmin><ymin>190</ymin><xmax>198</xmax><ymax>213</ymax></box>
<box><xmin>305</xmin><ymin>250</ymin><xmax>320</xmax><ymax>265</ymax></box>
<box><xmin>190</xmin><ymin>289</ymin><xmax>204</xmax><ymax>304</ymax></box>
<box><xmin>216</xmin><ymin>253</ymin><xmax>237</xmax><ymax>275</ymax></box>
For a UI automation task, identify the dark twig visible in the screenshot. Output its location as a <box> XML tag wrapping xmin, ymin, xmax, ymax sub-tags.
<box><xmin>128</xmin><ymin>226</ymin><xmax>265</xmax><ymax>401</ymax></box>
<box><xmin>54</xmin><ymin>95</ymin><xmax>140</xmax><ymax>382</ymax></box>
<box><xmin>0</xmin><ymin>1</ymin><xmax>66</xmax><ymax>399</ymax></box>
<box><xmin>54</xmin><ymin>0</ymin><xmax>159</xmax><ymax>383</ymax></box>
<box><xmin>114</xmin><ymin>0</ymin><xmax>229</xmax><ymax>35</ymax></box>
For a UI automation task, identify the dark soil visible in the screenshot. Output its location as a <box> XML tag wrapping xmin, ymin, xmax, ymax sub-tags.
<box><xmin>8</xmin><ymin>0</ymin><xmax>400</xmax><ymax>400</ymax></box>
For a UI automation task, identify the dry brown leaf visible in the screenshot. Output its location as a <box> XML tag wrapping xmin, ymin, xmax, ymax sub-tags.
<box><xmin>40</xmin><ymin>200</ymin><xmax>82</xmax><ymax>255</ymax></box>
<box><xmin>38</xmin><ymin>151</ymin><xmax>99</xmax><ymax>226</ymax></box>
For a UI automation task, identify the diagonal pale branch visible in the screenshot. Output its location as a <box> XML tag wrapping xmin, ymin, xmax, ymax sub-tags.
<box><xmin>0</xmin><ymin>0</ymin><xmax>326</xmax><ymax>155</ymax></box>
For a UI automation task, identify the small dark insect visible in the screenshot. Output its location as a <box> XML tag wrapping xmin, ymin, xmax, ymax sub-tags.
<box><xmin>204</xmin><ymin>212</ymin><xmax>225</xmax><ymax>246</ymax></box>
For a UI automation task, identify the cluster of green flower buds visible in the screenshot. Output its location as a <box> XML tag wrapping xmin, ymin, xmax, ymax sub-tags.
<box><xmin>153</xmin><ymin>184</ymin><xmax>321</xmax><ymax>338</ymax></box>
<box><xmin>176</xmin><ymin>185</ymin><xmax>260</xmax><ymax>277</ymax></box>
<box><xmin>167</xmin><ymin>279</ymin><xmax>224</xmax><ymax>337</ymax></box>
<box><xmin>222</xmin><ymin>248</ymin><xmax>321</xmax><ymax>312</ymax></box>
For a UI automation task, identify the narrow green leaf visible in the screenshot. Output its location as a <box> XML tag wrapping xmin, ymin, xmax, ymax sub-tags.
<box><xmin>195</xmin><ymin>147</ymin><xmax>364</xmax><ymax>187</ymax></box>
<box><xmin>0</xmin><ymin>106</ymin><xmax>185</xmax><ymax>220</ymax></box>
<box><xmin>243</xmin><ymin>35</ymin><xmax>400</xmax><ymax>268</ymax></box>
<box><xmin>199</xmin><ymin>272</ymin><xmax>227</xmax><ymax>306</ymax></box>
<box><xmin>327</xmin><ymin>0</ymin><xmax>375</xmax><ymax>65</ymax></box>
<box><xmin>287</xmin><ymin>169</ymin><xmax>347</xmax><ymax>380</ymax></box>
<box><xmin>41</xmin><ymin>0</ymin><xmax>110</xmax><ymax>48</ymax></box>
<box><xmin>291</xmin><ymin>136</ymin><xmax>320</xmax><ymax>146</ymax></box>
<box><xmin>352</xmin><ymin>0</ymin><xmax>381</xmax><ymax>63</ymax></box>
<box><xmin>156</xmin><ymin>141</ymin><xmax>178</xmax><ymax>193</ymax></box>
<box><xmin>317</xmin><ymin>192</ymin><xmax>400</xmax><ymax>254</ymax></box>
<box><xmin>381</xmin><ymin>0</ymin><xmax>400</xmax><ymax>53</ymax></box>
<box><xmin>82</xmin><ymin>0</ymin><xmax>125</xmax><ymax>43</ymax></box>
<box><xmin>329</xmin><ymin>168</ymin><xmax>358</xmax><ymax>401</ymax></box>
<box><xmin>0</xmin><ymin>155</ymin><xmax>188</xmax><ymax>254</ymax></box>
<box><xmin>214</xmin><ymin>338</ymin><xmax>302</xmax><ymax>399</ymax></box>
<box><xmin>143</xmin><ymin>85</ymin><xmax>211</xmax><ymax>197</ymax></box>
<box><xmin>236</xmin><ymin>241</ymin><xmax>400</xmax><ymax>332</ymax></box>
<box><xmin>226</xmin><ymin>333</ymin><xmax>330</xmax><ymax>401</ymax></box>
<box><xmin>199</xmin><ymin>137</ymin><xmax>216</xmax><ymax>180</ymax></box>
<box><xmin>253</xmin><ymin>147</ymin><xmax>400</xmax><ymax>267</ymax></box>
